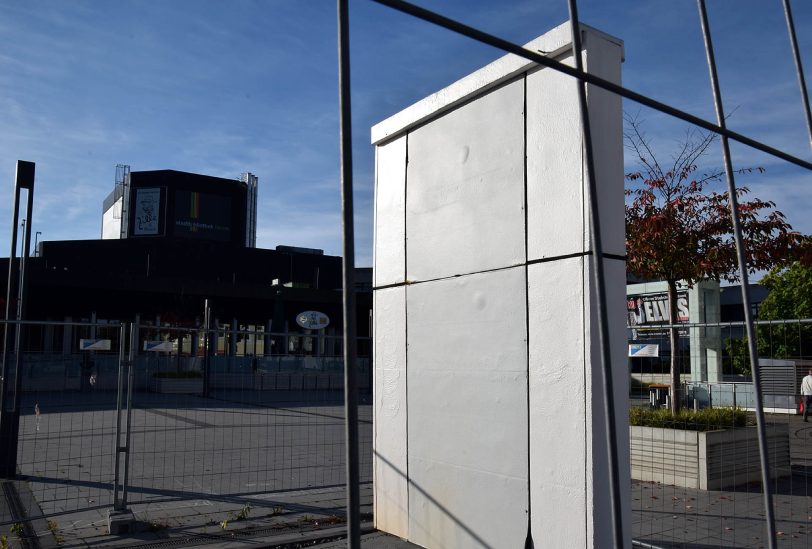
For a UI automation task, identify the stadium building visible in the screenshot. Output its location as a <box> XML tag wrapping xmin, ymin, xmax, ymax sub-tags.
<box><xmin>2</xmin><ymin>167</ymin><xmax>371</xmax><ymax>359</ymax></box>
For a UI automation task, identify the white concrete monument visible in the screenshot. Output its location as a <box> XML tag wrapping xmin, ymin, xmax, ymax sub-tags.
<box><xmin>372</xmin><ymin>22</ymin><xmax>629</xmax><ymax>548</ymax></box>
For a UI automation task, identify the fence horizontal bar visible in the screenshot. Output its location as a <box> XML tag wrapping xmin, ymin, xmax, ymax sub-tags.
<box><xmin>0</xmin><ymin>320</ymin><xmax>372</xmax><ymax>340</ymax></box>
<box><xmin>629</xmin><ymin>318</ymin><xmax>812</xmax><ymax>330</ymax></box>
<box><xmin>0</xmin><ymin>319</ymin><xmax>122</xmax><ymax>328</ymax></box>
<box><xmin>370</xmin><ymin>0</ymin><xmax>812</xmax><ymax>172</ymax></box>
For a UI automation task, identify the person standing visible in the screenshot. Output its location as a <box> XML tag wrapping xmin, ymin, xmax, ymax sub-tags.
<box><xmin>802</xmin><ymin>369</ymin><xmax>812</xmax><ymax>422</ymax></box>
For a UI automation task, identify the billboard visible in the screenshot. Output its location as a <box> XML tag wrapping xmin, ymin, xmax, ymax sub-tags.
<box><xmin>627</xmin><ymin>292</ymin><xmax>689</xmax><ymax>340</ymax></box>
<box><xmin>133</xmin><ymin>188</ymin><xmax>161</xmax><ymax>236</ymax></box>
<box><xmin>174</xmin><ymin>190</ymin><xmax>232</xmax><ymax>242</ymax></box>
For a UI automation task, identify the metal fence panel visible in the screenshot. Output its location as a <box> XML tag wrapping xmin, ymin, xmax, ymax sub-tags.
<box><xmin>631</xmin><ymin>318</ymin><xmax>812</xmax><ymax>548</ymax></box>
<box><xmin>1</xmin><ymin>320</ymin><xmax>372</xmax><ymax>544</ymax></box>
<box><xmin>11</xmin><ymin>321</ymin><xmax>123</xmax><ymax>516</ymax></box>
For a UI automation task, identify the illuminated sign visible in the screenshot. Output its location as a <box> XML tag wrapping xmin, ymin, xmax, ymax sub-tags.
<box><xmin>174</xmin><ymin>190</ymin><xmax>231</xmax><ymax>241</ymax></box>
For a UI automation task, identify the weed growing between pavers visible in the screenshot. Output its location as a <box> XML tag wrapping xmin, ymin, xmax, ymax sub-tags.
<box><xmin>47</xmin><ymin>519</ymin><xmax>64</xmax><ymax>544</ymax></box>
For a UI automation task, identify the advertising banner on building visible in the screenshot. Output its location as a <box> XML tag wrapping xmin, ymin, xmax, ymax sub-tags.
<box><xmin>133</xmin><ymin>187</ymin><xmax>161</xmax><ymax>235</ymax></box>
<box><xmin>627</xmin><ymin>291</ymin><xmax>689</xmax><ymax>340</ymax></box>
<box><xmin>174</xmin><ymin>190</ymin><xmax>232</xmax><ymax>242</ymax></box>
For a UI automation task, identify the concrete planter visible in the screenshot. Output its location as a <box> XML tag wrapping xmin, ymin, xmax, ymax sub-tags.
<box><xmin>630</xmin><ymin>423</ymin><xmax>790</xmax><ymax>490</ymax></box>
<box><xmin>150</xmin><ymin>377</ymin><xmax>203</xmax><ymax>394</ymax></box>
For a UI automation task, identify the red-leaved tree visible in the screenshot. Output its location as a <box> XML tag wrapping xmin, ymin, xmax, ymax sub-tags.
<box><xmin>624</xmin><ymin>117</ymin><xmax>802</xmax><ymax>413</ymax></box>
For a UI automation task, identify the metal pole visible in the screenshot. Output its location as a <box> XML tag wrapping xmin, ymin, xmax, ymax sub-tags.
<box><xmin>697</xmin><ymin>3</ymin><xmax>777</xmax><ymax>547</ymax></box>
<box><xmin>0</xmin><ymin>161</ymin><xmax>34</xmax><ymax>479</ymax></box>
<box><xmin>10</xmin><ymin>188</ymin><xmax>34</xmax><ymax>417</ymax></box>
<box><xmin>337</xmin><ymin>0</ymin><xmax>360</xmax><ymax>546</ymax></box>
<box><xmin>122</xmin><ymin>322</ymin><xmax>136</xmax><ymax>508</ymax></box>
<box><xmin>113</xmin><ymin>324</ymin><xmax>126</xmax><ymax>510</ymax></box>
<box><xmin>565</xmin><ymin>4</ymin><xmax>625</xmax><ymax>548</ymax></box>
<box><xmin>204</xmin><ymin>299</ymin><xmax>211</xmax><ymax>397</ymax></box>
<box><xmin>782</xmin><ymin>0</ymin><xmax>812</xmax><ymax>153</ymax></box>
<box><xmin>1</xmin><ymin>188</ymin><xmax>22</xmax><ymax>414</ymax></box>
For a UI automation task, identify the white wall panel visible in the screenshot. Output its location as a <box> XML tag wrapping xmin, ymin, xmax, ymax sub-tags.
<box><xmin>371</xmin><ymin>22</ymin><xmax>590</xmax><ymax>145</ymax></box>
<box><xmin>374</xmin><ymin>136</ymin><xmax>407</xmax><ymax>287</ymax></box>
<box><xmin>526</xmin><ymin>55</ymin><xmax>584</xmax><ymax>261</ymax></box>
<box><xmin>528</xmin><ymin>258</ymin><xmax>628</xmax><ymax>548</ymax></box>
<box><xmin>583</xmin><ymin>33</ymin><xmax>625</xmax><ymax>258</ymax></box>
<box><xmin>527</xmin><ymin>257</ymin><xmax>588</xmax><ymax>547</ymax></box>
<box><xmin>373</xmin><ymin>286</ymin><xmax>409</xmax><ymax>538</ymax></box>
<box><xmin>584</xmin><ymin>257</ymin><xmax>630</xmax><ymax>547</ymax></box>
<box><xmin>373</xmin><ymin>22</ymin><xmax>626</xmax><ymax>549</ymax></box>
<box><xmin>407</xmin><ymin>267</ymin><xmax>528</xmax><ymax>548</ymax></box>
<box><xmin>527</xmin><ymin>33</ymin><xmax>624</xmax><ymax>261</ymax></box>
<box><xmin>101</xmin><ymin>198</ymin><xmax>123</xmax><ymax>240</ymax></box>
<box><xmin>406</xmin><ymin>80</ymin><xmax>525</xmax><ymax>282</ymax></box>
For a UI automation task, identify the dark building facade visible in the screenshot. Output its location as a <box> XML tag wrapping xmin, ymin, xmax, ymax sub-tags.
<box><xmin>102</xmin><ymin>169</ymin><xmax>254</xmax><ymax>247</ymax></box>
<box><xmin>3</xmin><ymin>169</ymin><xmax>371</xmax><ymax>357</ymax></box>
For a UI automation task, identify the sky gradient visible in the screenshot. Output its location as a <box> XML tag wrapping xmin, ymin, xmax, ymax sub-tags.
<box><xmin>1</xmin><ymin>0</ymin><xmax>810</xmax><ymax>271</ymax></box>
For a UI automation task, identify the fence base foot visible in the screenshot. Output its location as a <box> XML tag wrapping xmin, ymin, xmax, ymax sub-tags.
<box><xmin>107</xmin><ymin>509</ymin><xmax>135</xmax><ymax>534</ymax></box>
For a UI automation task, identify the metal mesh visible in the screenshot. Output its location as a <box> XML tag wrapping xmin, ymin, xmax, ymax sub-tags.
<box><xmin>1</xmin><ymin>320</ymin><xmax>371</xmax><ymax>542</ymax></box>
<box><xmin>631</xmin><ymin>319</ymin><xmax>812</xmax><ymax>548</ymax></box>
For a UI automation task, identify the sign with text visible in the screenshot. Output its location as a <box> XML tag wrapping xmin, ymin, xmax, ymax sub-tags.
<box><xmin>628</xmin><ymin>343</ymin><xmax>660</xmax><ymax>358</ymax></box>
<box><xmin>627</xmin><ymin>291</ymin><xmax>689</xmax><ymax>340</ymax></box>
<box><xmin>296</xmin><ymin>311</ymin><xmax>330</xmax><ymax>330</ymax></box>
<box><xmin>144</xmin><ymin>341</ymin><xmax>174</xmax><ymax>352</ymax></box>
<box><xmin>133</xmin><ymin>187</ymin><xmax>161</xmax><ymax>235</ymax></box>
<box><xmin>80</xmin><ymin>339</ymin><xmax>111</xmax><ymax>351</ymax></box>
<box><xmin>174</xmin><ymin>190</ymin><xmax>232</xmax><ymax>242</ymax></box>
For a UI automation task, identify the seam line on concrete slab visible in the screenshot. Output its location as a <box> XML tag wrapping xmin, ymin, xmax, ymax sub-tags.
<box><xmin>373</xmin><ymin>263</ymin><xmax>524</xmax><ymax>291</ymax></box>
<box><xmin>372</xmin><ymin>252</ymin><xmax>626</xmax><ymax>291</ymax></box>
<box><xmin>404</xmin><ymin>132</ymin><xmax>411</xmax><ymax>536</ymax></box>
<box><xmin>526</xmin><ymin>251</ymin><xmax>626</xmax><ymax>266</ymax></box>
<box><xmin>521</xmin><ymin>70</ymin><xmax>533</xmax><ymax>547</ymax></box>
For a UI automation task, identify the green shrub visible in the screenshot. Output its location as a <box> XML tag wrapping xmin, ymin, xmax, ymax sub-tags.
<box><xmin>629</xmin><ymin>406</ymin><xmax>750</xmax><ymax>431</ymax></box>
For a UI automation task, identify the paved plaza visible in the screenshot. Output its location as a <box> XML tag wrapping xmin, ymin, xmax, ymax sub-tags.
<box><xmin>3</xmin><ymin>390</ymin><xmax>812</xmax><ymax>547</ymax></box>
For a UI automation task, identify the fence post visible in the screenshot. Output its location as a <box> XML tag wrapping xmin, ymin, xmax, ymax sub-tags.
<box><xmin>203</xmin><ymin>300</ymin><xmax>211</xmax><ymax>397</ymax></box>
<box><xmin>0</xmin><ymin>161</ymin><xmax>35</xmax><ymax>479</ymax></box>
<box><xmin>122</xmin><ymin>323</ymin><xmax>135</xmax><ymax>509</ymax></box>
<box><xmin>108</xmin><ymin>322</ymin><xmax>134</xmax><ymax>534</ymax></box>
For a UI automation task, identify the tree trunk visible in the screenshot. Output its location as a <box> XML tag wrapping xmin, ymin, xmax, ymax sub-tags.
<box><xmin>667</xmin><ymin>279</ymin><xmax>680</xmax><ymax>415</ymax></box>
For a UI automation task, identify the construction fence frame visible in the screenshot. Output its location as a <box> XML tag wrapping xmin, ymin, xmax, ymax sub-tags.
<box><xmin>341</xmin><ymin>0</ymin><xmax>812</xmax><ymax>548</ymax></box>
<box><xmin>629</xmin><ymin>317</ymin><xmax>812</xmax><ymax>549</ymax></box>
<box><xmin>0</xmin><ymin>318</ymin><xmax>373</xmax><ymax>538</ymax></box>
<box><xmin>0</xmin><ymin>1</ymin><xmax>807</xmax><ymax>548</ymax></box>
<box><xmin>1</xmin><ymin>314</ymin><xmax>812</xmax><ymax>549</ymax></box>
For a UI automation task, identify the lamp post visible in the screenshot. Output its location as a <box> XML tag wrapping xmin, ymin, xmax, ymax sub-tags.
<box><xmin>0</xmin><ymin>160</ymin><xmax>35</xmax><ymax>479</ymax></box>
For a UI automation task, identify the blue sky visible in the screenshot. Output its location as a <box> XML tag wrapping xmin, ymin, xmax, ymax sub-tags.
<box><xmin>0</xmin><ymin>0</ymin><xmax>810</xmax><ymax>270</ymax></box>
